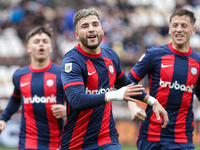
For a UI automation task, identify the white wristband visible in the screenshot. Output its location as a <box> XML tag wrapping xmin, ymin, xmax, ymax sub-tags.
<box><xmin>106</xmin><ymin>87</ymin><xmax>127</xmax><ymax>102</ymax></box>
<box><xmin>147</xmin><ymin>96</ymin><xmax>158</xmax><ymax>106</ymax></box>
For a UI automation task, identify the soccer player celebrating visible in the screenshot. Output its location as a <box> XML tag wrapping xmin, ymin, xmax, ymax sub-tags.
<box><xmin>0</xmin><ymin>25</ymin><xmax>66</xmax><ymax>150</ymax></box>
<box><xmin>128</xmin><ymin>9</ymin><xmax>200</xmax><ymax>150</ymax></box>
<box><xmin>60</xmin><ymin>8</ymin><xmax>168</xmax><ymax>150</ymax></box>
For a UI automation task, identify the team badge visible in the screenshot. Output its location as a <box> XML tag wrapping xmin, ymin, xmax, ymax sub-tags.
<box><xmin>65</xmin><ymin>63</ymin><xmax>72</xmax><ymax>73</ymax></box>
<box><xmin>190</xmin><ymin>66</ymin><xmax>198</xmax><ymax>77</ymax></box>
<box><xmin>46</xmin><ymin>79</ymin><xmax>54</xmax><ymax>87</ymax></box>
<box><xmin>107</xmin><ymin>64</ymin><xmax>114</xmax><ymax>76</ymax></box>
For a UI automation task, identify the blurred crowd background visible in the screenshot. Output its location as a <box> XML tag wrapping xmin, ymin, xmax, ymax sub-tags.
<box><xmin>1</xmin><ymin>0</ymin><xmax>200</xmax><ymax>147</ymax></box>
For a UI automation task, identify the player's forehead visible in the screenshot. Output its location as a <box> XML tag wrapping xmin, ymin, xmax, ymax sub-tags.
<box><xmin>29</xmin><ymin>33</ymin><xmax>51</xmax><ymax>41</ymax></box>
<box><xmin>170</xmin><ymin>15</ymin><xmax>192</xmax><ymax>25</ymax></box>
<box><xmin>78</xmin><ymin>15</ymin><xmax>100</xmax><ymax>26</ymax></box>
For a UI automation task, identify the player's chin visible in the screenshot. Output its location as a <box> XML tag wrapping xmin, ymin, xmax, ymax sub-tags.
<box><xmin>88</xmin><ymin>44</ymin><xmax>99</xmax><ymax>49</ymax></box>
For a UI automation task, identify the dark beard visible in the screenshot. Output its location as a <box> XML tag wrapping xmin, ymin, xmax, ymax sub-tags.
<box><xmin>80</xmin><ymin>34</ymin><xmax>103</xmax><ymax>49</ymax></box>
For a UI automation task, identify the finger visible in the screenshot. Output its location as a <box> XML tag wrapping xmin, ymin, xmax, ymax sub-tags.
<box><xmin>138</xmin><ymin>111</ymin><xmax>147</xmax><ymax>119</ymax></box>
<box><xmin>126</xmin><ymin>92</ymin><xmax>143</xmax><ymax>97</ymax></box>
<box><xmin>51</xmin><ymin>106</ymin><xmax>59</xmax><ymax>111</ymax></box>
<box><xmin>128</xmin><ymin>86</ymin><xmax>144</xmax><ymax>91</ymax></box>
<box><xmin>134</xmin><ymin>116</ymin><xmax>144</xmax><ymax>122</ymax></box>
<box><xmin>124</xmin><ymin>97</ymin><xmax>137</xmax><ymax>102</ymax></box>
<box><xmin>126</xmin><ymin>87</ymin><xmax>145</xmax><ymax>94</ymax></box>
<box><xmin>53</xmin><ymin>112</ymin><xmax>60</xmax><ymax>118</ymax></box>
<box><xmin>133</xmin><ymin>118</ymin><xmax>141</xmax><ymax>122</ymax></box>
<box><xmin>127</xmin><ymin>83</ymin><xmax>134</xmax><ymax>87</ymax></box>
<box><xmin>130</xmin><ymin>88</ymin><xmax>145</xmax><ymax>92</ymax></box>
<box><xmin>161</xmin><ymin>112</ymin><xmax>169</xmax><ymax>128</ymax></box>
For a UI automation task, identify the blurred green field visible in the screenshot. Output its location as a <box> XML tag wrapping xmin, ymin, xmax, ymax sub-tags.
<box><xmin>1</xmin><ymin>144</ymin><xmax>200</xmax><ymax>150</ymax></box>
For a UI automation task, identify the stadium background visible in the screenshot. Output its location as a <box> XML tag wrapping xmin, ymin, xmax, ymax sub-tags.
<box><xmin>0</xmin><ymin>0</ymin><xmax>200</xmax><ymax>149</ymax></box>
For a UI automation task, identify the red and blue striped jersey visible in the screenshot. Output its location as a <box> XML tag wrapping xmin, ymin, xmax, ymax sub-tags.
<box><xmin>60</xmin><ymin>44</ymin><xmax>147</xmax><ymax>150</ymax></box>
<box><xmin>0</xmin><ymin>61</ymin><xmax>65</xmax><ymax>150</ymax></box>
<box><xmin>128</xmin><ymin>43</ymin><xmax>200</xmax><ymax>143</ymax></box>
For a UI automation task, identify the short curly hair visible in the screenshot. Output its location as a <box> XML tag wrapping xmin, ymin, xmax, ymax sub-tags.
<box><xmin>73</xmin><ymin>8</ymin><xmax>100</xmax><ymax>29</ymax></box>
<box><xmin>169</xmin><ymin>8</ymin><xmax>196</xmax><ymax>25</ymax></box>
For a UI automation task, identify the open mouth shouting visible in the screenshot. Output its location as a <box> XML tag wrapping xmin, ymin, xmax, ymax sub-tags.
<box><xmin>39</xmin><ymin>48</ymin><xmax>45</xmax><ymax>53</ymax></box>
<box><xmin>87</xmin><ymin>34</ymin><xmax>97</xmax><ymax>41</ymax></box>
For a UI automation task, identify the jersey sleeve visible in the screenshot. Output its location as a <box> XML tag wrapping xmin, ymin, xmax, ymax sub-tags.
<box><xmin>61</xmin><ymin>53</ymin><xmax>105</xmax><ymax>111</ymax></box>
<box><xmin>128</xmin><ymin>48</ymin><xmax>155</xmax><ymax>83</ymax></box>
<box><xmin>0</xmin><ymin>71</ymin><xmax>21</xmax><ymax>121</ymax></box>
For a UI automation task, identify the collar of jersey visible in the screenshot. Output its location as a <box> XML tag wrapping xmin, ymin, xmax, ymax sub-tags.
<box><xmin>76</xmin><ymin>44</ymin><xmax>101</xmax><ymax>58</ymax></box>
<box><xmin>168</xmin><ymin>42</ymin><xmax>192</xmax><ymax>55</ymax></box>
<box><xmin>30</xmin><ymin>61</ymin><xmax>52</xmax><ymax>72</ymax></box>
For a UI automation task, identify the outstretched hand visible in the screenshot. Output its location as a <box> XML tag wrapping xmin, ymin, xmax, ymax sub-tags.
<box><xmin>123</xmin><ymin>83</ymin><xmax>145</xmax><ymax>102</ymax></box>
<box><xmin>105</xmin><ymin>83</ymin><xmax>145</xmax><ymax>103</ymax></box>
<box><xmin>51</xmin><ymin>104</ymin><xmax>66</xmax><ymax>119</ymax></box>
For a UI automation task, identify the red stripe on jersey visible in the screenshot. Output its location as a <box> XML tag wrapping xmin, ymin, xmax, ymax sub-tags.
<box><xmin>130</xmin><ymin>69</ymin><xmax>142</xmax><ymax>81</ymax></box>
<box><xmin>44</xmin><ymin>72</ymin><xmax>60</xmax><ymax>149</ymax></box>
<box><xmin>97</xmin><ymin>57</ymin><xmax>116</xmax><ymax>146</ymax></box>
<box><xmin>148</xmin><ymin>55</ymin><xmax>175</xmax><ymax>141</ymax></box>
<box><xmin>63</xmin><ymin>81</ymin><xmax>84</xmax><ymax>90</ymax></box>
<box><xmin>98</xmin><ymin>103</ymin><xmax>112</xmax><ymax>146</ymax></box>
<box><xmin>103</xmin><ymin>57</ymin><xmax>116</xmax><ymax>88</ymax></box>
<box><xmin>20</xmin><ymin>73</ymin><xmax>38</xmax><ymax>149</ymax></box>
<box><xmin>174</xmin><ymin>57</ymin><xmax>199</xmax><ymax>142</ymax></box>
<box><xmin>69</xmin><ymin>110</ymin><xmax>93</xmax><ymax>149</ymax></box>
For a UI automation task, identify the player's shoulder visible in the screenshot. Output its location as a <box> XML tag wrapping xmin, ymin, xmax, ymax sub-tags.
<box><xmin>191</xmin><ymin>49</ymin><xmax>200</xmax><ymax>62</ymax></box>
<box><xmin>14</xmin><ymin>65</ymin><xmax>30</xmax><ymax>76</ymax></box>
<box><xmin>62</xmin><ymin>46</ymin><xmax>84</xmax><ymax>63</ymax></box>
<box><xmin>63</xmin><ymin>46</ymin><xmax>80</xmax><ymax>58</ymax></box>
<box><xmin>145</xmin><ymin>44</ymin><xmax>169</xmax><ymax>58</ymax></box>
<box><xmin>147</xmin><ymin>44</ymin><xmax>168</xmax><ymax>53</ymax></box>
<box><xmin>102</xmin><ymin>47</ymin><xmax>118</xmax><ymax>55</ymax></box>
<box><xmin>101</xmin><ymin>47</ymin><xmax>119</xmax><ymax>60</ymax></box>
<box><xmin>13</xmin><ymin>65</ymin><xmax>30</xmax><ymax>80</ymax></box>
<box><xmin>192</xmin><ymin>48</ymin><xmax>200</xmax><ymax>56</ymax></box>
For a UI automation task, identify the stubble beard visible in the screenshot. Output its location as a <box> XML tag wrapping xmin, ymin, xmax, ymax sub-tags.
<box><xmin>80</xmin><ymin>34</ymin><xmax>103</xmax><ymax>49</ymax></box>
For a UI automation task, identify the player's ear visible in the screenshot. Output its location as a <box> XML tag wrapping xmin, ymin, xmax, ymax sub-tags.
<box><xmin>74</xmin><ymin>31</ymin><xmax>79</xmax><ymax>40</ymax></box>
<box><xmin>27</xmin><ymin>44</ymin><xmax>31</xmax><ymax>53</ymax></box>
<box><xmin>102</xmin><ymin>27</ymin><xmax>104</xmax><ymax>36</ymax></box>
<box><xmin>192</xmin><ymin>26</ymin><xmax>196</xmax><ymax>35</ymax></box>
<box><xmin>168</xmin><ymin>26</ymin><xmax>171</xmax><ymax>35</ymax></box>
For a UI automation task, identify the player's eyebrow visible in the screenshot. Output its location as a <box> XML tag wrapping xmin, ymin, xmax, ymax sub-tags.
<box><xmin>81</xmin><ymin>21</ymin><xmax>99</xmax><ymax>26</ymax></box>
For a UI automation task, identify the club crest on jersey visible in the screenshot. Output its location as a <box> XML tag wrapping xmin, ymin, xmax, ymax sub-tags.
<box><xmin>46</xmin><ymin>79</ymin><xmax>54</xmax><ymax>87</ymax></box>
<box><xmin>107</xmin><ymin>64</ymin><xmax>114</xmax><ymax>76</ymax></box>
<box><xmin>190</xmin><ymin>66</ymin><xmax>198</xmax><ymax>77</ymax></box>
<box><xmin>65</xmin><ymin>63</ymin><xmax>72</xmax><ymax>73</ymax></box>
